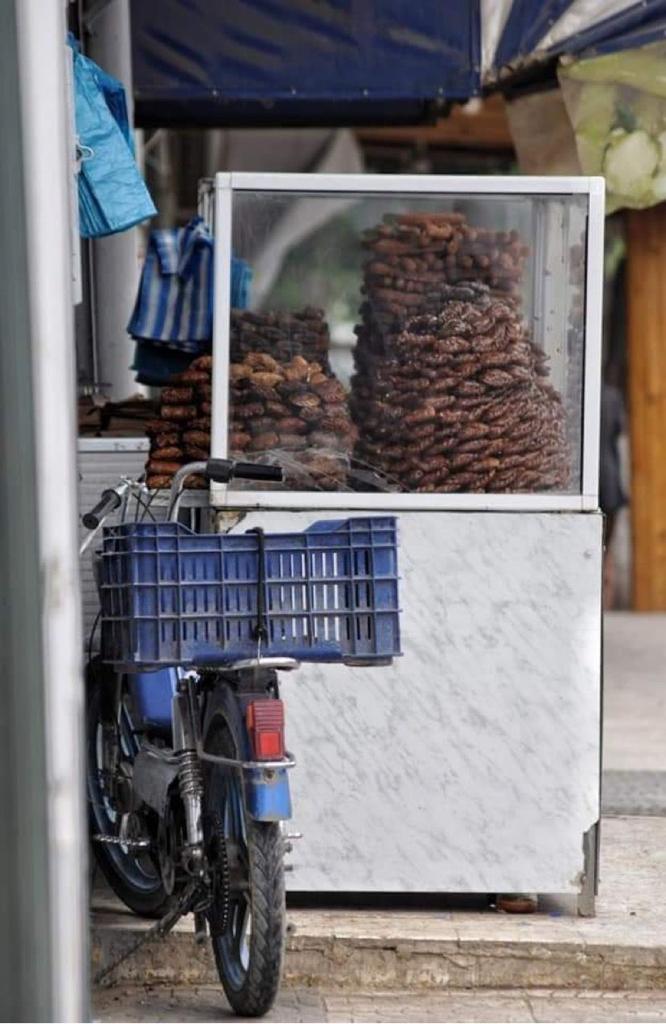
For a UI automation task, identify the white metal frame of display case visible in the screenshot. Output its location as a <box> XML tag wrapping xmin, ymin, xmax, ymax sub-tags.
<box><xmin>209</xmin><ymin>172</ymin><xmax>604</xmax><ymax>512</ymax></box>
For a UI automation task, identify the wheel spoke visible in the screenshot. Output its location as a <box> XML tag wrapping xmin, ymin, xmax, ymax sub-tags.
<box><xmin>88</xmin><ymin>673</ymin><xmax>164</xmax><ymax>904</ymax></box>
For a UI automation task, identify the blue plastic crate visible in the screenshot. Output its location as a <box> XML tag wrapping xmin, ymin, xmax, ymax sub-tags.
<box><xmin>99</xmin><ymin>517</ymin><xmax>401</xmax><ymax>670</ymax></box>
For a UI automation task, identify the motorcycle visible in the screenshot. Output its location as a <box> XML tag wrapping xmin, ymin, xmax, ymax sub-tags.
<box><xmin>82</xmin><ymin>457</ymin><xmax>400</xmax><ymax>1016</ymax></box>
<box><xmin>85</xmin><ymin>459</ymin><xmax>295</xmax><ymax>1017</ymax></box>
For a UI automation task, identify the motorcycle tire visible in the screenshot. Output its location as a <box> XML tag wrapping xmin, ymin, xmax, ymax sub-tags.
<box><xmin>87</xmin><ymin>664</ymin><xmax>172</xmax><ymax>919</ymax></box>
<box><xmin>204</xmin><ymin>693</ymin><xmax>285</xmax><ymax>1017</ymax></box>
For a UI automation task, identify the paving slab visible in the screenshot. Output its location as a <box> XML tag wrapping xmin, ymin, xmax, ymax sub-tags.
<box><xmin>603</xmin><ymin>772</ymin><xmax>666</xmax><ymax>816</ymax></box>
<box><xmin>92</xmin><ymin>816</ymin><xmax>666</xmax><ymax>993</ymax></box>
<box><xmin>93</xmin><ymin>985</ymin><xmax>666</xmax><ymax>1023</ymax></box>
<box><xmin>603</xmin><ymin>613</ymin><xmax>666</xmax><ymax>773</ymax></box>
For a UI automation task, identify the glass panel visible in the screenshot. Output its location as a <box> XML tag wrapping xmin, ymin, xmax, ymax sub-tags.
<box><xmin>226</xmin><ymin>190</ymin><xmax>588</xmax><ymax>495</ymax></box>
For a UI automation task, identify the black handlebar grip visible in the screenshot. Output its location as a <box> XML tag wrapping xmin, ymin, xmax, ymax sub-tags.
<box><xmin>82</xmin><ymin>489</ymin><xmax>123</xmax><ymax>530</ymax></box>
<box><xmin>232</xmin><ymin>461</ymin><xmax>283</xmax><ymax>483</ymax></box>
<box><xmin>205</xmin><ymin>458</ymin><xmax>234</xmax><ymax>484</ymax></box>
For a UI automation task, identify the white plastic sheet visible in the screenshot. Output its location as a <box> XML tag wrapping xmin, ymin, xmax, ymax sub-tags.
<box><xmin>560</xmin><ymin>40</ymin><xmax>666</xmax><ymax>211</ymax></box>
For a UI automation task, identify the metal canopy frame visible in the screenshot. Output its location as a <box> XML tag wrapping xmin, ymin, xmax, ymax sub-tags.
<box><xmin>210</xmin><ymin>172</ymin><xmax>604</xmax><ymax>513</ymax></box>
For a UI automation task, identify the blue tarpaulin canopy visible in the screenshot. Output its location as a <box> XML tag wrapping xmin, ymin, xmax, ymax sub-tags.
<box><xmin>131</xmin><ymin>0</ymin><xmax>666</xmax><ymax>126</ymax></box>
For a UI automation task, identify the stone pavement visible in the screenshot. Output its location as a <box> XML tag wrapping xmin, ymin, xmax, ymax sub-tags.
<box><xmin>92</xmin><ymin>816</ymin><xmax>666</xmax><ymax>992</ymax></box>
<box><xmin>603</xmin><ymin>772</ymin><xmax>666</xmax><ymax>816</ymax></box>
<box><xmin>603</xmin><ymin>613</ymin><xmax>666</xmax><ymax>775</ymax></box>
<box><xmin>603</xmin><ymin>612</ymin><xmax>666</xmax><ymax>815</ymax></box>
<box><xmin>93</xmin><ymin>986</ymin><xmax>666</xmax><ymax>1022</ymax></box>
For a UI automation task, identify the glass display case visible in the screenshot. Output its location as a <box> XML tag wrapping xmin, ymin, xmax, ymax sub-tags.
<box><xmin>209</xmin><ymin>174</ymin><xmax>604</xmax><ymax>510</ymax></box>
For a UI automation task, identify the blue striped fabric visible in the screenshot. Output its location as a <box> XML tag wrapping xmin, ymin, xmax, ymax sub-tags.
<box><xmin>128</xmin><ymin>216</ymin><xmax>214</xmax><ymax>352</ymax></box>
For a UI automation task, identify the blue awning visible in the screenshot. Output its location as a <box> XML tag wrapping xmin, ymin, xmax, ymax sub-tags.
<box><xmin>130</xmin><ymin>0</ymin><xmax>666</xmax><ymax>126</ymax></box>
<box><xmin>490</xmin><ymin>0</ymin><xmax>666</xmax><ymax>71</ymax></box>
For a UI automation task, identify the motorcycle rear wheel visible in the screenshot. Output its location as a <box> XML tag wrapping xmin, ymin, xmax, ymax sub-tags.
<box><xmin>204</xmin><ymin>700</ymin><xmax>285</xmax><ymax>1017</ymax></box>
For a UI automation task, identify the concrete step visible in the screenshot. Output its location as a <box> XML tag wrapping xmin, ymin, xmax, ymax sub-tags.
<box><xmin>92</xmin><ymin>817</ymin><xmax>666</xmax><ymax>993</ymax></box>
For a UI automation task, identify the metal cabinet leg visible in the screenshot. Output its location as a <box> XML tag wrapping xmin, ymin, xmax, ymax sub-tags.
<box><xmin>578</xmin><ymin>820</ymin><xmax>600</xmax><ymax>917</ymax></box>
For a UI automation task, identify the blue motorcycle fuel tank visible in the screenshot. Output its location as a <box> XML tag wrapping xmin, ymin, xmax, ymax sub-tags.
<box><xmin>128</xmin><ymin>667</ymin><xmax>176</xmax><ymax>735</ymax></box>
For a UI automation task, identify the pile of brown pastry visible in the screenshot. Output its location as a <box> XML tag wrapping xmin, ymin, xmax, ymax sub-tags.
<box><xmin>351</xmin><ymin>300</ymin><xmax>569</xmax><ymax>493</ymax></box>
<box><xmin>350</xmin><ymin>211</ymin><xmax>570</xmax><ymax>493</ymax></box>
<box><xmin>145</xmin><ymin>334</ymin><xmax>356</xmax><ymax>491</ymax></box>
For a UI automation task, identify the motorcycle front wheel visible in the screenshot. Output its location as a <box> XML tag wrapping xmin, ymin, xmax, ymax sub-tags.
<box><xmin>204</xmin><ymin>698</ymin><xmax>285</xmax><ymax>1018</ymax></box>
<box><xmin>87</xmin><ymin>662</ymin><xmax>171</xmax><ymax>918</ymax></box>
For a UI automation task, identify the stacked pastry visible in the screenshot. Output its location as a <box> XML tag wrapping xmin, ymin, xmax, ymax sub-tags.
<box><xmin>228</xmin><ymin>352</ymin><xmax>356</xmax><ymax>490</ymax></box>
<box><xmin>351</xmin><ymin>300</ymin><xmax>570</xmax><ymax>493</ymax></box>
<box><xmin>230</xmin><ymin>307</ymin><xmax>332</xmax><ymax>370</ymax></box>
<box><xmin>360</xmin><ymin>212</ymin><xmax>527</xmax><ymax>331</ymax></box>
<box><xmin>351</xmin><ymin>211</ymin><xmax>570</xmax><ymax>493</ymax></box>
<box><xmin>145</xmin><ymin>354</ymin><xmax>215</xmax><ymax>489</ymax></box>
<box><xmin>145</xmin><ymin>351</ymin><xmax>356</xmax><ymax>491</ymax></box>
<box><xmin>350</xmin><ymin>299</ymin><xmax>569</xmax><ymax>493</ymax></box>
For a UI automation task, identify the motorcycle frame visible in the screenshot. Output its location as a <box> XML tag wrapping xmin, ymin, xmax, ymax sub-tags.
<box><xmin>131</xmin><ymin>669</ymin><xmax>295</xmax><ymax>837</ymax></box>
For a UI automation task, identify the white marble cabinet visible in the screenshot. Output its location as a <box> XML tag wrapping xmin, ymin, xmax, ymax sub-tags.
<box><xmin>229</xmin><ymin>510</ymin><xmax>602</xmax><ymax>899</ymax></box>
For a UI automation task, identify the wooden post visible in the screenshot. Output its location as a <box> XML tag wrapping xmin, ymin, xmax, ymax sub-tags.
<box><xmin>626</xmin><ymin>205</ymin><xmax>666</xmax><ymax>609</ymax></box>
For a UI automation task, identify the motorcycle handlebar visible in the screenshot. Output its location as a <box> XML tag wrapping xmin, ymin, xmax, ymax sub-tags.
<box><xmin>207</xmin><ymin>458</ymin><xmax>283</xmax><ymax>484</ymax></box>
<box><xmin>167</xmin><ymin>458</ymin><xmax>284</xmax><ymax>521</ymax></box>
<box><xmin>81</xmin><ymin>487</ymin><xmax>124</xmax><ymax>530</ymax></box>
<box><xmin>83</xmin><ymin>458</ymin><xmax>284</xmax><ymax>535</ymax></box>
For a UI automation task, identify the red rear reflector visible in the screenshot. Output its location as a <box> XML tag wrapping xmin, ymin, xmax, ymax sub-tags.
<box><xmin>247</xmin><ymin>699</ymin><xmax>285</xmax><ymax>761</ymax></box>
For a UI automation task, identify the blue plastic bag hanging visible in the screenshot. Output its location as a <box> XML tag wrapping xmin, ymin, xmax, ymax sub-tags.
<box><xmin>69</xmin><ymin>37</ymin><xmax>156</xmax><ymax>238</ymax></box>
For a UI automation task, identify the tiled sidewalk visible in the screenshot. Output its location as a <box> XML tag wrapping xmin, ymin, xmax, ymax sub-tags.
<box><xmin>94</xmin><ymin>986</ymin><xmax>666</xmax><ymax>1023</ymax></box>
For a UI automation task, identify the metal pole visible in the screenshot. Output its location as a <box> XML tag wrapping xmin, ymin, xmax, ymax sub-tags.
<box><xmin>15</xmin><ymin>0</ymin><xmax>88</xmax><ymax>1020</ymax></box>
<box><xmin>85</xmin><ymin>0</ymin><xmax>141</xmax><ymax>400</ymax></box>
<box><xmin>0</xmin><ymin>6</ymin><xmax>53</xmax><ymax>1018</ymax></box>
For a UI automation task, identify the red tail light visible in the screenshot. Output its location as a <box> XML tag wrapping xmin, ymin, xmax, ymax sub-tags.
<box><xmin>246</xmin><ymin>699</ymin><xmax>285</xmax><ymax>760</ymax></box>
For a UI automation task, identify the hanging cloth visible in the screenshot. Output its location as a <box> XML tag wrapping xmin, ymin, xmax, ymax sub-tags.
<box><xmin>128</xmin><ymin>217</ymin><xmax>252</xmax><ymax>351</ymax></box>
<box><xmin>128</xmin><ymin>217</ymin><xmax>215</xmax><ymax>352</ymax></box>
